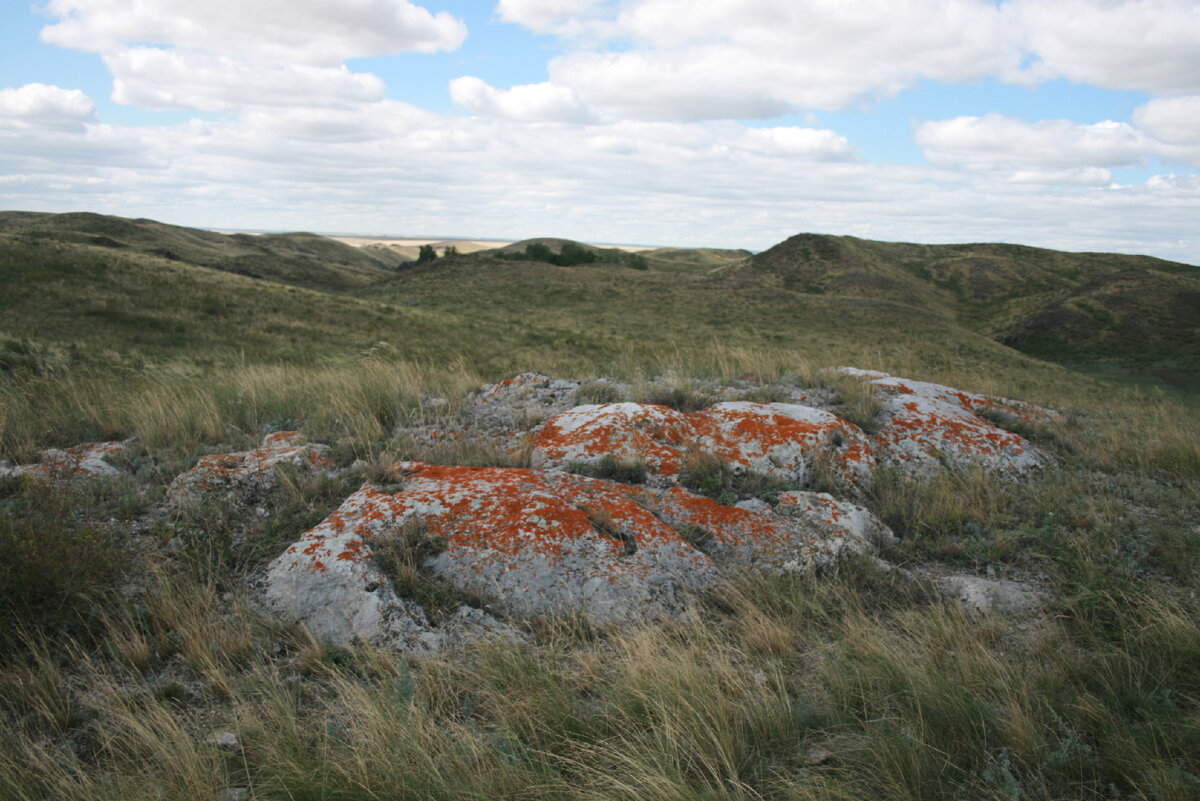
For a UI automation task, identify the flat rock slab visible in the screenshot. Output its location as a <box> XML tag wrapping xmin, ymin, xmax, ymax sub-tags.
<box><xmin>933</xmin><ymin>574</ymin><xmax>1049</xmax><ymax>615</ymax></box>
<box><xmin>531</xmin><ymin>401</ymin><xmax>873</xmax><ymax>487</ymax></box>
<box><xmin>0</xmin><ymin>441</ymin><xmax>126</xmax><ymax>479</ymax></box>
<box><xmin>266</xmin><ymin>462</ymin><xmax>893</xmax><ymax>646</ymax></box>
<box><xmin>168</xmin><ymin>431</ymin><xmax>332</xmax><ymax>502</ymax></box>
<box><xmin>837</xmin><ymin>368</ymin><xmax>1052</xmax><ymax>477</ymax></box>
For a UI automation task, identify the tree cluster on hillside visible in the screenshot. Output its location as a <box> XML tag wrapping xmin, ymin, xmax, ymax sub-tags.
<box><xmin>499</xmin><ymin>241</ymin><xmax>648</xmax><ymax>269</ymax></box>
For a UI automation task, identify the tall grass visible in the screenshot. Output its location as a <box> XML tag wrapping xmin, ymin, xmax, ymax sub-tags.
<box><xmin>0</xmin><ymin>357</ymin><xmax>482</xmax><ymax>461</ymax></box>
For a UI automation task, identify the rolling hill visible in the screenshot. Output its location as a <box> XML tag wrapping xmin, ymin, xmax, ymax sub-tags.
<box><xmin>1</xmin><ymin>211</ymin><xmax>1196</xmax><ymax>390</ymax></box>
<box><xmin>743</xmin><ymin>232</ymin><xmax>1200</xmax><ymax>388</ymax></box>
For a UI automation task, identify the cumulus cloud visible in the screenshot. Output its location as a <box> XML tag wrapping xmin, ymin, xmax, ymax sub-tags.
<box><xmin>741</xmin><ymin>126</ymin><xmax>856</xmax><ymax>161</ymax></box>
<box><xmin>1012</xmin><ymin>0</ymin><xmax>1200</xmax><ymax>96</ymax></box>
<box><xmin>5</xmin><ymin>98</ymin><xmax>1199</xmax><ymax>265</ymax></box>
<box><xmin>450</xmin><ymin>77</ymin><xmax>594</xmax><ymax>123</ymax></box>
<box><xmin>495</xmin><ymin>0</ymin><xmax>613</xmax><ymax>37</ymax></box>
<box><xmin>106</xmin><ymin>49</ymin><xmax>386</xmax><ymax>111</ymax></box>
<box><xmin>915</xmin><ymin>115</ymin><xmax>1158</xmax><ymax>183</ymax></box>
<box><xmin>0</xmin><ymin>83</ymin><xmax>96</xmax><ymax>132</ymax></box>
<box><xmin>1133</xmin><ymin>95</ymin><xmax>1200</xmax><ymax>167</ymax></box>
<box><xmin>552</xmin><ymin>0</ymin><xmax>1021</xmax><ymax>119</ymax></box>
<box><xmin>484</xmin><ymin>0</ymin><xmax>1200</xmax><ymax>122</ymax></box>
<box><xmin>37</xmin><ymin>0</ymin><xmax>465</xmax><ymax>111</ymax></box>
<box><xmin>40</xmin><ymin>0</ymin><xmax>467</xmax><ymax>63</ymax></box>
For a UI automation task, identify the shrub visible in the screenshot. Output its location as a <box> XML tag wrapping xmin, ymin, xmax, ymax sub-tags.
<box><xmin>0</xmin><ymin>478</ymin><xmax>130</xmax><ymax>647</ymax></box>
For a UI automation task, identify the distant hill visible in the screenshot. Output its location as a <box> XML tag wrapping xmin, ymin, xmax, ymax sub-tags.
<box><xmin>0</xmin><ymin>211</ymin><xmax>404</xmax><ymax>291</ymax></box>
<box><xmin>743</xmin><ymin>233</ymin><xmax>1200</xmax><ymax>388</ymax></box>
<box><xmin>638</xmin><ymin>247</ymin><xmax>752</xmax><ymax>274</ymax></box>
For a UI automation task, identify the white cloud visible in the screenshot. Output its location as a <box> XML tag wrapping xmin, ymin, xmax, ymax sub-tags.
<box><xmin>450</xmin><ymin>77</ymin><xmax>594</xmax><ymax>123</ymax></box>
<box><xmin>1012</xmin><ymin>0</ymin><xmax>1200</xmax><ymax>96</ymax></box>
<box><xmin>484</xmin><ymin>0</ymin><xmax>1200</xmax><ymax>122</ymax></box>
<box><xmin>37</xmin><ymin>0</ymin><xmax>465</xmax><ymax>112</ymax></box>
<box><xmin>495</xmin><ymin>0</ymin><xmax>612</xmax><ymax>36</ymax></box>
<box><xmin>915</xmin><ymin>115</ymin><xmax>1156</xmax><ymax>183</ymax></box>
<box><xmin>1134</xmin><ymin>95</ymin><xmax>1200</xmax><ymax>145</ymax></box>
<box><xmin>741</xmin><ymin>127</ymin><xmax>856</xmax><ymax>160</ymax></box>
<box><xmin>495</xmin><ymin>0</ymin><xmax>1024</xmax><ymax>120</ymax></box>
<box><xmin>1132</xmin><ymin>94</ymin><xmax>1200</xmax><ymax>167</ymax></box>
<box><xmin>0</xmin><ymin>83</ymin><xmax>96</xmax><ymax>131</ymax></box>
<box><xmin>106</xmin><ymin>49</ymin><xmax>386</xmax><ymax>111</ymax></box>
<box><xmin>40</xmin><ymin>0</ymin><xmax>467</xmax><ymax>63</ymax></box>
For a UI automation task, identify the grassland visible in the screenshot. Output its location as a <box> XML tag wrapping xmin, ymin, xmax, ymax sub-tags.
<box><xmin>1</xmin><ymin>212</ymin><xmax>1198</xmax><ymax>800</ymax></box>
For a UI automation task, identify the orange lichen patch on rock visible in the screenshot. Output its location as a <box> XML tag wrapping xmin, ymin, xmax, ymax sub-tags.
<box><xmin>531</xmin><ymin>403</ymin><xmax>694</xmax><ymax>478</ymax></box>
<box><xmin>836</xmin><ymin>368</ymin><xmax>1051</xmax><ymax>476</ymax></box>
<box><xmin>266</xmin><ymin>462</ymin><xmax>716</xmax><ymax>636</ymax></box>
<box><xmin>775</xmin><ymin>491</ymin><xmax>894</xmax><ymax>550</ymax></box>
<box><xmin>692</xmin><ymin>402</ymin><xmax>874</xmax><ymax>485</ymax></box>
<box><xmin>649</xmin><ymin>486</ymin><xmax>886</xmax><ymax>573</ymax></box>
<box><xmin>0</xmin><ymin>441</ymin><xmax>127</xmax><ymax>479</ymax></box>
<box><xmin>393</xmin><ymin>462</ymin><xmax>714</xmax><ymax>620</ymax></box>
<box><xmin>263</xmin><ymin>430</ymin><xmax>309</xmax><ymax>448</ymax></box>
<box><xmin>532</xmin><ymin>401</ymin><xmax>873</xmax><ymax>488</ymax></box>
<box><xmin>168</xmin><ymin>431</ymin><xmax>333</xmax><ymax>501</ymax></box>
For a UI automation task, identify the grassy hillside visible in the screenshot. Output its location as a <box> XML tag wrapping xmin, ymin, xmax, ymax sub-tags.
<box><xmin>1</xmin><ymin>212</ymin><xmax>1198</xmax><ymax>801</ymax></box>
<box><xmin>747</xmin><ymin>233</ymin><xmax>1200</xmax><ymax>387</ymax></box>
<box><xmin>0</xmin><ymin>211</ymin><xmax>405</xmax><ymax>292</ymax></box>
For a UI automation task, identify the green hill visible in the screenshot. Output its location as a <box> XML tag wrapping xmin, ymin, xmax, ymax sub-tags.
<box><xmin>745</xmin><ymin>233</ymin><xmax>1200</xmax><ymax>388</ymax></box>
<box><xmin>0</xmin><ymin>211</ymin><xmax>402</xmax><ymax>292</ymax></box>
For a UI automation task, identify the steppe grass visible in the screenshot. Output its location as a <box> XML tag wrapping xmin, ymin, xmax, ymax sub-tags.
<box><xmin>2</xmin><ymin>348</ymin><xmax>1199</xmax><ymax>800</ymax></box>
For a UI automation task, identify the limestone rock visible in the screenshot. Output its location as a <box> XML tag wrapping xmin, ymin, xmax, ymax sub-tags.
<box><xmin>471</xmin><ymin>372</ymin><xmax>581</xmax><ymax>430</ymax></box>
<box><xmin>263</xmin><ymin>485</ymin><xmax>437</xmax><ymax>649</ymax></box>
<box><xmin>531</xmin><ymin>401</ymin><xmax>873</xmax><ymax>488</ymax></box>
<box><xmin>168</xmin><ymin>431</ymin><xmax>332</xmax><ymax>503</ymax></box>
<box><xmin>0</xmin><ymin>441</ymin><xmax>126</xmax><ymax>479</ymax></box>
<box><xmin>265</xmin><ymin>463</ymin><xmax>716</xmax><ymax>642</ymax></box>
<box><xmin>393</xmin><ymin>462</ymin><xmax>714</xmax><ymax>621</ymax></box>
<box><xmin>934</xmin><ymin>574</ymin><xmax>1048</xmax><ymax>615</ymax></box>
<box><xmin>264</xmin><ymin>459</ymin><xmax>901</xmax><ymax>645</ymax></box>
<box><xmin>775</xmin><ymin>490</ymin><xmax>895</xmax><ymax>550</ymax></box>
<box><xmin>837</xmin><ymin>368</ymin><xmax>1051</xmax><ymax>476</ymax></box>
<box><xmin>646</xmin><ymin>487</ymin><xmax>891</xmax><ymax>573</ymax></box>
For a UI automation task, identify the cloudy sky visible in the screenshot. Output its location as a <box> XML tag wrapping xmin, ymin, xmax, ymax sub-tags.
<box><xmin>2</xmin><ymin>1</ymin><xmax>1199</xmax><ymax>261</ymax></box>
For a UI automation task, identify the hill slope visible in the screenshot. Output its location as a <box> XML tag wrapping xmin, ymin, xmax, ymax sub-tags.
<box><xmin>745</xmin><ymin>233</ymin><xmax>1200</xmax><ymax>387</ymax></box>
<box><xmin>0</xmin><ymin>211</ymin><xmax>404</xmax><ymax>292</ymax></box>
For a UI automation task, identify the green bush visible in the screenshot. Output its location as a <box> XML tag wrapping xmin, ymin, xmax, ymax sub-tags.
<box><xmin>0</xmin><ymin>479</ymin><xmax>130</xmax><ymax>647</ymax></box>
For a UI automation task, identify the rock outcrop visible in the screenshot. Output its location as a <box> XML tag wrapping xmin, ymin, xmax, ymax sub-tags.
<box><xmin>837</xmin><ymin>368</ymin><xmax>1052</xmax><ymax>476</ymax></box>
<box><xmin>265</xmin><ymin>461</ymin><xmax>893</xmax><ymax>646</ymax></box>
<box><xmin>0</xmin><ymin>441</ymin><xmax>127</xmax><ymax>479</ymax></box>
<box><xmin>645</xmin><ymin>487</ymin><xmax>891</xmax><ymax>572</ymax></box>
<box><xmin>168</xmin><ymin>431</ymin><xmax>333</xmax><ymax>503</ymax></box>
<box><xmin>260</xmin><ymin>367</ymin><xmax>1060</xmax><ymax>648</ymax></box>
<box><xmin>531</xmin><ymin>401</ymin><xmax>873</xmax><ymax>487</ymax></box>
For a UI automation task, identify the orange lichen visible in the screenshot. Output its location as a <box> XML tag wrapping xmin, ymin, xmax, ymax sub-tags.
<box><xmin>532</xmin><ymin>401</ymin><xmax>873</xmax><ymax>485</ymax></box>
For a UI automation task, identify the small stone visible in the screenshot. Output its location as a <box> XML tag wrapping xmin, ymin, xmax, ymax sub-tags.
<box><xmin>934</xmin><ymin>575</ymin><xmax>1047</xmax><ymax>615</ymax></box>
<box><xmin>207</xmin><ymin>731</ymin><xmax>240</xmax><ymax>752</ymax></box>
<box><xmin>168</xmin><ymin>431</ymin><xmax>333</xmax><ymax>505</ymax></box>
<box><xmin>216</xmin><ymin>788</ymin><xmax>248</xmax><ymax>801</ymax></box>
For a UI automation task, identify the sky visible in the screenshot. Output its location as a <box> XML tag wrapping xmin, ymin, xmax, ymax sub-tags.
<box><xmin>1</xmin><ymin>1</ymin><xmax>1199</xmax><ymax>262</ymax></box>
